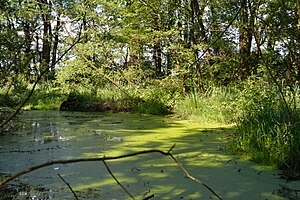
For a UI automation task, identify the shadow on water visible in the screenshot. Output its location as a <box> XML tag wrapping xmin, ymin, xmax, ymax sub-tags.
<box><xmin>0</xmin><ymin>111</ymin><xmax>299</xmax><ymax>199</ymax></box>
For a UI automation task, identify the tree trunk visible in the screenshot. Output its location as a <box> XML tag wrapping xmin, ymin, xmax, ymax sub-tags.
<box><xmin>176</xmin><ymin>0</ymin><xmax>189</xmax><ymax>92</ymax></box>
<box><xmin>50</xmin><ymin>0</ymin><xmax>62</xmax><ymax>80</ymax></box>
<box><xmin>296</xmin><ymin>0</ymin><xmax>300</xmax><ymax>82</ymax></box>
<box><xmin>39</xmin><ymin>0</ymin><xmax>52</xmax><ymax>80</ymax></box>
<box><xmin>166</xmin><ymin>0</ymin><xmax>176</xmax><ymax>74</ymax></box>
<box><xmin>250</xmin><ymin>0</ymin><xmax>261</xmax><ymax>76</ymax></box>
<box><xmin>23</xmin><ymin>21</ymin><xmax>33</xmax><ymax>79</ymax></box>
<box><xmin>239</xmin><ymin>0</ymin><xmax>252</xmax><ymax>80</ymax></box>
<box><xmin>153</xmin><ymin>14</ymin><xmax>162</xmax><ymax>78</ymax></box>
<box><xmin>192</xmin><ymin>0</ymin><xmax>209</xmax><ymax>93</ymax></box>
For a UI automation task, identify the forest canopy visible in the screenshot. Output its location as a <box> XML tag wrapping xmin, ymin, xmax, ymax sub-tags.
<box><xmin>0</xmin><ymin>0</ymin><xmax>299</xmax><ymax>88</ymax></box>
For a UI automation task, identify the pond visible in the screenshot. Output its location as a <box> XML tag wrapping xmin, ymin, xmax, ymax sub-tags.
<box><xmin>0</xmin><ymin>111</ymin><xmax>299</xmax><ymax>199</ymax></box>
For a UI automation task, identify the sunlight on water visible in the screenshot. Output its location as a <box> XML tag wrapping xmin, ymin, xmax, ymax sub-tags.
<box><xmin>0</xmin><ymin>111</ymin><xmax>299</xmax><ymax>199</ymax></box>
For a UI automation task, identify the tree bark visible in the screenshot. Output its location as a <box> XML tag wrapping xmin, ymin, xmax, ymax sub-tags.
<box><xmin>192</xmin><ymin>0</ymin><xmax>209</xmax><ymax>93</ymax></box>
<box><xmin>296</xmin><ymin>0</ymin><xmax>300</xmax><ymax>81</ymax></box>
<box><xmin>23</xmin><ymin>21</ymin><xmax>33</xmax><ymax>79</ymax></box>
<box><xmin>152</xmin><ymin>14</ymin><xmax>162</xmax><ymax>78</ymax></box>
<box><xmin>51</xmin><ymin>0</ymin><xmax>62</xmax><ymax>80</ymax></box>
<box><xmin>239</xmin><ymin>0</ymin><xmax>252</xmax><ymax>79</ymax></box>
<box><xmin>39</xmin><ymin>0</ymin><xmax>52</xmax><ymax>80</ymax></box>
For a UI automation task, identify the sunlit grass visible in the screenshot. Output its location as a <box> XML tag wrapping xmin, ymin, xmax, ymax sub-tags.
<box><xmin>174</xmin><ymin>86</ymin><xmax>237</xmax><ymax>124</ymax></box>
<box><xmin>233</xmin><ymin>106</ymin><xmax>300</xmax><ymax>172</ymax></box>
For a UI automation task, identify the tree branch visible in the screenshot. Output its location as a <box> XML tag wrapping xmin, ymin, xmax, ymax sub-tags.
<box><xmin>102</xmin><ymin>159</ymin><xmax>135</xmax><ymax>199</ymax></box>
<box><xmin>167</xmin><ymin>153</ymin><xmax>223</xmax><ymax>200</ymax></box>
<box><xmin>0</xmin><ymin>146</ymin><xmax>222</xmax><ymax>200</ymax></box>
<box><xmin>57</xmin><ymin>173</ymin><xmax>79</xmax><ymax>200</ymax></box>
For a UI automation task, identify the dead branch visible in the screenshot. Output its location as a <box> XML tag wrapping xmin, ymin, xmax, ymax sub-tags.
<box><xmin>142</xmin><ymin>194</ymin><xmax>155</xmax><ymax>200</ymax></box>
<box><xmin>0</xmin><ymin>146</ymin><xmax>222</xmax><ymax>200</ymax></box>
<box><xmin>57</xmin><ymin>173</ymin><xmax>79</xmax><ymax>200</ymax></box>
<box><xmin>102</xmin><ymin>159</ymin><xmax>135</xmax><ymax>200</ymax></box>
<box><xmin>167</xmin><ymin>153</ymin><xmax>223</xmax><ymax>200</ymax></box>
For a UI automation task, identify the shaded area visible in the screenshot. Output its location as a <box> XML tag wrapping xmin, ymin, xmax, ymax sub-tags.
<box><xmin>59</xmin><ymin>92</ymin><xmax>170</xmax><ymax>114</ymax></box>
<box><xmin>0</xmin><ymin>111</ymin><xmax>299</xmax><ymax>199</ymax></box>
<box><xmin>60</xmin><ymin>93</ymin><xmax>133</xmax><ymax>112</ymax></box>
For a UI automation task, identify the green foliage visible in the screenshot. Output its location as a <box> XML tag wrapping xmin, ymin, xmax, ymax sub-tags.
<box><xmin>24</xmin><ymin>87</ymin><xmax>67</xmax><ymax>110</ymax></box>
<box><xmin>228</xmin><ymin>79</ymin><xmax>300</xmax><ymax>172</ymax></box>
<box><xmin>233</xmin><ymin>105</ymin><xmax>300</xmax><ymax>172</ymax></box>
<box><xmin>0</xmin><ymin>107</ymin><xmax>15</xmax><ymax>121</ymax></box>
<box><xmin>55</xmin><ymin>58</ymin><xmax>107</xmax><ymax>92</ymax></box>
<box><xmin>0</xmin><ymin>93</ymin><xmax>19</xmax><ymax>108</ymax></box>
<box><xmin>231</xmin><ymin>78</ymin><xmax>282</xmax><ymax>116</ymax></box>
<box><xmin>174</xmin><ymin>86</ymin><xmax>237</xmax><ymax>124</ymax></box>
<box><xmin>132</xmin><ymin>98</ymin><xmax>168</xmax><ymax>115</ymax></box>
<box><xmin>0</xmin><ymin>75</ymin><xmax>29</xmax><ymax>108</ymax></box>
<box><xmin>129</xmin><ymin>75</ymin><xmax>183</xmax><ymax>115</ymax></box>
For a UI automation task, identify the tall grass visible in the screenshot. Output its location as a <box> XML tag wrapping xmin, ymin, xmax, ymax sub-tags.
<box><xmin>174</xmin><ymin>86</ymin><xmax>237</xmax><ymax>124</ymax></box>
<box><xmin>231</xmin><ymin>80</ymin><xmax>300</xmax><ymax>172</ymax></box>
<box><xmin>24</xmin><ymin>87</ymin><xmax>67</xmax><ymax>110</ymax></box>
<box><xmin>175</xmin><ymin>80</ymin><xmax>300</xmax><ymax>172</ymax></box>
<box><xmin>234</xmin><ymin>105</ymin><xmax>300</xmax><ymax>171</ymax></box>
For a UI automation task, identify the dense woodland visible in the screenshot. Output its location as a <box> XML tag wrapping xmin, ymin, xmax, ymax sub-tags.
<box><xmin>1</xmin><ymin>0</ymin><xmax>300</xmax><ymax>172</ymax></box>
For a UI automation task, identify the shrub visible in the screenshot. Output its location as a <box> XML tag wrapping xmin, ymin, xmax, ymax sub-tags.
<box><xmin>132</xmin><ymin>97</ymin><xmax>169</xmax><ymax>115</ymax></box>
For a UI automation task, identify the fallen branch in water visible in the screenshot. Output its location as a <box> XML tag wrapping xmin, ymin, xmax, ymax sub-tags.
<box><xmin>57</xmin><ymin>173</ymin><xmax>79</xmax><ymax>200</ymax></box>
<box><xmin>102</xmin><ymin>159</ymin><xmax>135</xmax><ymax>200</ymax></box>
<box><xmin>0</xmin><ymin>145</ymin><xmax>222</xmax><ymax>200</ymax></box>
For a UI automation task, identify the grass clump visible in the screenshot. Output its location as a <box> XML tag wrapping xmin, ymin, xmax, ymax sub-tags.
<box><xmin>233</xmin><ymin>105</ymin><xmax>300</xmax><ymax>172</ymax></box>
<box><xmin>174</xmin><ymin>86</ymin><xmax>237</xmax><ymax>124</ymax></box>
<box><xmin>230</xmin><ymin>80</ymin><xmax>300</xmax><ymax>172</ymax></box>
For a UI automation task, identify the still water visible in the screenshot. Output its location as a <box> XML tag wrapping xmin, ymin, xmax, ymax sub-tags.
<box><xmin>0</xmin><ymin>111</ymin><xmax>298</xmax><ymax>199</ymax></box>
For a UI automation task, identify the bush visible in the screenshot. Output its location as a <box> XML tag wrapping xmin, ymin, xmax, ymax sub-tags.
<box><xmin>132</xmin><ymin>98</ymin><xmax>169</xmax><ymax>115</ymax></box>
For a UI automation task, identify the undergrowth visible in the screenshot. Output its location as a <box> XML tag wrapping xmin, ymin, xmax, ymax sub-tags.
<box><xmin>229</xmin><ymin>80</ymin><xmax>300</xmax><ymax>173</ymax></box>
<box><xmin>233</xmin><ymin>106</ymin><xmax>300</xmax><ymax>171</ymax></box>
<box><xmin>174</xmin><ymin>86</ymin><xmax>237</xmax><ymax>124</ymax></box>
<box><xmin>3</xmin><ymin>75</ymin><xmax>300</xmax><ymax>172</ymax></box>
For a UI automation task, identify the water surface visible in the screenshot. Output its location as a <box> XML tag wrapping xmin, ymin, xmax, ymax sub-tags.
<box><xmin>0</xmin><ymin>111</ymin><xmax>298</xmax><ymax>199</ymax></box>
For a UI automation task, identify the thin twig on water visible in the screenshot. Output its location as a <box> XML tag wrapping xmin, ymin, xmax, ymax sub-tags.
<box><xmin>102</xmin><ymin>159</ymin><xmax>135</xmax><ymax>200</ymax></box>
<box><xmin>57</xmin><ymin>173</ymin><xmax>79</xmax><ymax>200</ymax></box>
